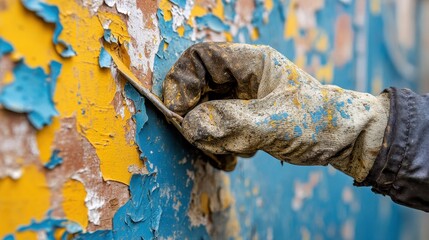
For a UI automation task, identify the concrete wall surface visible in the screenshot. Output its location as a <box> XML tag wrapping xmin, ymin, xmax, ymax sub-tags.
<box><xmin>0</xmin><ymin>0</ymin><xmax>426</xmax><ymax>239</ymax></box>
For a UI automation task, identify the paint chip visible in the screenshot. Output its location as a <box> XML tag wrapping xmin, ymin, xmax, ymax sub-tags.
<box><xmin>18</xmin><ymin>211</ymin><xmax>82</xmax><ymax>240</ymax></box>
<box><xmin>0</xmin><ymin>60</ymin><xmax>61</xmax><ymax>129</ymax></box>
<box><xmin>195</xmin><ymin>14</ymin><xmax>230</xmax><ymax>32</ymax></box>
<box><xmin>21</xmin><ymin>0</ymin><xmax>76</xmax><ymax>58</ymax></box>
<box><xmin>99</xmin><ymin>47</ymin><xmax>112</xmax><ymax>68</ymax></box>
<box><xmin>103</xmin><ymin>29</ymin><xmax>118</xmax><ymax>43</ymax></box>
<box><xmin>0</xmin><ymin>37</ymin><xmax>14</xmax><ymax>57</ymax></box>
<box><xmin>124</xmin><ymin>83</ymin><xmax>148</xmax><ymax>153</ymax></box>
<box><xmin>44</xmin><ymin>149</ymin><xmax>63</xmax><ymax>170</ymax></box>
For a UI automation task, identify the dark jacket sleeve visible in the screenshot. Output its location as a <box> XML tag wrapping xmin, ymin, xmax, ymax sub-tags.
<box><xmin>355</xmin><ymin>87</ymin><xmax>429</xmax><ymax>212</ymax></box>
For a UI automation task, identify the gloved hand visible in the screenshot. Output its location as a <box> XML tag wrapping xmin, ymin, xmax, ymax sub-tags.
<box><xmin>162</xmin><ymin>42</ymin><xmax>390</xmax><ymax>182</ymax></box>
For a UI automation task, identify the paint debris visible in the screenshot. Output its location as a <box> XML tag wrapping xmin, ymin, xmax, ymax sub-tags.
<box><xmin>44</xmin><ymin>149</ymin><xmax>63</xmax><ymax>169</ymax></box>
<box><xmin>21</xmin><ymin>0</ymin><xmax>76</xmax><ymax>57</ymax></box>
<box><xmin>99</xmin><ymin>47</ymin><xmax>112</xmax><ymax>68</ymax></box>
<box><xmin>0</xmin><ymin>38</ymin><xmax>13</xmax><ymax>57</ymax></box>
<box><xmin>195</xmin><ymin>14</ymin><xmax>230</xmax><ymax>32</ymax></box>
<box><xmin>0</xmin><ymin>60</ymin><xmax>61</xmax><ymax>129</ymax></box>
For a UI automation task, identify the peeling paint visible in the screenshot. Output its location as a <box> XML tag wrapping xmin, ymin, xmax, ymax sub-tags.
<box><xmin>17</xmin><ymin>211</ymin><xmax>82</xmax><ymax>240</ymax></box>
<box><xmin>196</xmin><ymin>14</ymin><xmax>230</xmax><ymax>32</ymax></box>
<box><xmin>0</xmin><ymin>0</ymin><xmax>421</xmax><ymax>239</ymax></box>
<box><xmin>0</xmin><ymin>60</ymin><xmax>60</xmax><ymax>129</ymax></box>
<box><xmin>44</xmin><ymin>150</ymin><xmax>63</xmax><ymax>170</ymax></box>
<box><xmin>0</xmin><ymin>37</ymin><xmax>13</xmax><ymax>57</ymax></box>
<box><xmin>21</xmin><ymin>0</ymin><xmax>76</xmax><ymax>57</ymax></box>
<box><xmin>98</xmin><ymin>47</ymin><xmax>112</xmax><ymax>68</ymax></box>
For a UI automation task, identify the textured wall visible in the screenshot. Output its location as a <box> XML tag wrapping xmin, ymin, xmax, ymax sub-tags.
<box><xmin>0</xmin><ymin>0</ymin><xmax>422</xmax><ymax>239</ymax></box>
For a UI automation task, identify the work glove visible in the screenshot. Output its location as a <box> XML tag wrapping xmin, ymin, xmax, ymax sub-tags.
<box><xmin>162</xmin><ymin>42</ymin><xmax>390</xmax><ymax>182</ymax></box>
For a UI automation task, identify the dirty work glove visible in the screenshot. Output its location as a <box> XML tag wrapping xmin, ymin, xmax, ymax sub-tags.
<box><xmin>162</xmin><ymin>42</ymin><xmax>390</xmax><ymax>182</ymax></box>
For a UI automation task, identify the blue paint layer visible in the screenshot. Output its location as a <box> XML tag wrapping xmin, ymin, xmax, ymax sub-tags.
<box><xmin>223</xmin><ymin>0</ymin><xmax>236</xmax><ymax>21</ymax></box>
<box><xmin>152</xmin><ymin>9</ymin><xmax>195</xmax><ymax>97</ymax></box>
<box><xmin>112</xmin><ymin>173</ymin><xmax>162</xmax><ymax>239</ymax></box>
<box><xmin>77</xmin><ymin>81</ymin><xmax>209</xmax><ymax>239</ymax></box>
<box><xmin>195</xmin><ymin>14</ymin><xmax>230</xmax><ymax>32</ymax></box>
<box><xmin>44</xmin><ymin>149</ymin><xmax>63</xmax><ymax>169</ymax></box>
<box><xmin>18</xmin><ymin>211</ymin><xmax>82</xmax><ymax>240</ymax></box>
<box><xmin>169</xmin><ymin>0</ymin><xmax>186</xmax><ymax>8</ymax></box>
<box><xmin>0</xmin><ymin>37</ymin><xmax>13</xmax><ymax>57</ymax></box>
<box><xmin>99</xmin><ymin>47</ymin><xmax>112</xmax><ymax>68</ymax></box>
<box><xmin>124</xmin><ymin>83</ymin><xmax>148</xmax><ymax>153</ymax></box>
<box><xmin>74</xmin><ymin>230</ymin><xmax>113</xmax><ymax>240</ymax></box>
<box><xmin>2</xmin><ymin>235</ymin><xmax>14</xmax><ymax>240</ymax></box>
<box><xmin>0</xmin><ymin>60</ymin><xmax>61</xmax><ymax>129</ymax></box>
<box><xmin>21</xmin><ymin>0</ymin><xmax>76</xmax><ymax>58</ymax></box>
<box><xmin>103</xmin><ymin>29</ymin><xmax>118</xmax><ymax>43</ymax></box>
<box><xmin>125</xmin><ymin>96</ymin><xmax>209</xmax><ymax>239</ymax></box>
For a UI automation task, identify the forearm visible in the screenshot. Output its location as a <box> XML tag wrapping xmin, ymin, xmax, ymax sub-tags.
<box><xmin>355</xmin><ymin>88</ymin><xmax>429</xmax><ymax>212</ymax></box>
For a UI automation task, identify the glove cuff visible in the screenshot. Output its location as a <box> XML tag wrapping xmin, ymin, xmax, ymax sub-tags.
<box><xmin>332</xmin><ymin>91</ymin><xmax>390</xmax><ymax>182</ymax></box>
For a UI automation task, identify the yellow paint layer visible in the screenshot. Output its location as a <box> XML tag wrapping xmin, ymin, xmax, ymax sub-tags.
<box><xmin>284</xmin><ymin>1</ymin><xmax>298</xmax><ymax>39</ymax></box>
<box><xmin>2</xmin><ymin>71</ymin><xmax>14</xmax><ymax>84</ymax></box>
<box><xmin>224</xmin><ymin>32</ymin><xmax>233</xmax><ymax>42</ymax></box>
<box><xmin>188</xmin><ymin>5</ymin><xmax>208</xmax><ymax>26</ymax></box>
<box><xmin>370</xmin><ymin>0</ymin><xmax>381</xmax><ymax>14</ymax></box>
<box><xmin>177</xmin><ymin>25</ymin><xmax>185</xmax><ymax>37</ymax></box>
<box><xmin>159</xmin><ymin>0</ymin><xmax>173</xmax><ymax>21</ymax></box>
<box><xmin>371</xmin><ymin>76</ymin><xmax>383</xmax><ymax>94</ymax></box>
<box><xmin>0</xmin><ymin>165</ymin><xmax>51</xmax><ymax>237</ymax></box>
<box><xmin>315</xmin><ymin>32</ymin><xmax>329</xmax><ymax>52</ymax></box>
<box><xmin>47</xmin><ymin>0</ymin><xmax>142</xmax><ymax>184</ymax></box>
<box><xmin>14</xmin><ymin>232</ymin><xmax>38</xmax><ymax>240</ymax></box>
<box><xmin>265</xmin><ymin>0</ymin><xmax>274</xmax><ymax>11</ymax></box>
<box><xmin>295</xmin><ymin>55</ymin><xmax>306</xmax><ymax>69</ymax></box>
<box><xmin>62</xmin><ymin>179</ymin><xmax>88</xmax><ymax>229</ymax></box>
<box><xmin>212</xmin><ymin>0</ymin><xmax>225</xmax><ymax>20</ymax></box>
<box><xmin>250</xmin><ymin>27</ymin><xmax>259</xmax><ymax>41</ymax></box>
<box><xmin>97</xmin><ymin>11</ymin><xmax>131</xmax><ymax>44</ymax></box>
<box><xmin>315</xmin><ymin>62</ymin><xmax>334</xmax><ymax>83</ymax></box>
<box><xmin>0</xmin><ymin>0</ymin><xmax>60</xmax><ymax>70</ymax></box>
<box><xmin>3</xmin><ymin>0</ymin><xmax>140</xmax><ymax>183</ymax></box>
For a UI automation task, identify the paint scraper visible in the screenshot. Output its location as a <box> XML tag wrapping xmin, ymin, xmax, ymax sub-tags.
<box><xmin>106</xmin><ymin>47</ymin><xmax>237</xmax><ymax>171</ymax></box>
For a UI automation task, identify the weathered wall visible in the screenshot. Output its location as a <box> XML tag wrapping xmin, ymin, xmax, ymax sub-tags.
<box><xmin>0</xmin><ymin>0</ymin><xmax>423</xmax><ymax>239</ymax></box>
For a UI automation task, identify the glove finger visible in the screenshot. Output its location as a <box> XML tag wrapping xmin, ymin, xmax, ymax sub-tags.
<box><xmin>162</xmin><ymin>42</ymin><xmax>280</xmax><ymax>116</ymax></box>
<box><xmin>181</xmin><ymin>99</ymin><xmax>267</xmax><ymax>155</ymax></box>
